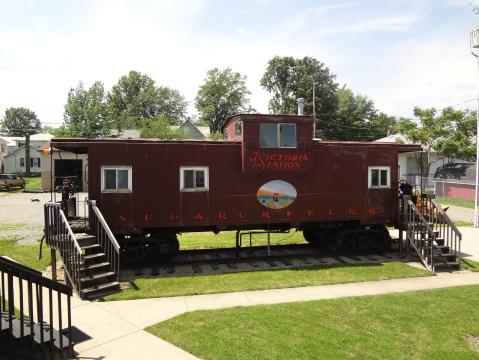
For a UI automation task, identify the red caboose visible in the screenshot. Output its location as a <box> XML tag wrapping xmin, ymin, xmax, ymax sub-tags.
<box><xmin>51</xmin><ymin>114</ymin><xmax>420</xmax><ymax>258</ymax></box>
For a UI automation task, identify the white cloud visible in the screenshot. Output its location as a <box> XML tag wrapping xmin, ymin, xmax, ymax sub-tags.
<box><xmin>367</xmin><ymin>38</ymin><xmax>477</xmax><ymax>117</ymax></box>
<box><xmin>313</xmin><ymin>13</ymin><xmax>423</xmax><ymax>35</ymax></box>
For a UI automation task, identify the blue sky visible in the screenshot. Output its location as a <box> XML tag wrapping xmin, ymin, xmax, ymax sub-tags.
<box><xmin>0</xmin><ymin>0</ymin><xmax>478</xmax><ymax>125</ymax></box>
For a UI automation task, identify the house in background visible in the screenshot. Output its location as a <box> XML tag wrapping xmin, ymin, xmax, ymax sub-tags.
<box><xmin>0</xmin><ymin>137</ymin><xmax>7</xmax><ymax>172</ymax></box>
<box><xmin>172</xmin><ymin>119</ymin><xmax>210</xmax><ymax>140</ymax></box>
<box><xmin>374</xmin><ymin>133</ymin><xmax>476</xmax><ymax>195</ymax></box>
<box><xmin>39</xmin><ymin>143</ymin><xmax>88</xmax><ymax>192</ymax></box>
<box><xmin>434</xmin><ymin>162</ymin><xmax>476</xmax><ymax>201</ymax></box>
<box><xmin>2</xmin><ymin>133</ymin><xmax>53</xmax><ymax>175</ymax></box>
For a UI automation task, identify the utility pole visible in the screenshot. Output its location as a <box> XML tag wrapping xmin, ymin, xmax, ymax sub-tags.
<box><xmin>312</xmin><ymin>80</ymin><xmax>316</xmax><ymax>138</ymax></box>
<box><xmin>25</xmin><ymin>130</ymin><xmax>31</xmax><ymax>177</ymax></box>
<box><xmin>470</xmin><ymin>27</ymin><xmax>479</xmax><ymax>227</ymax></box>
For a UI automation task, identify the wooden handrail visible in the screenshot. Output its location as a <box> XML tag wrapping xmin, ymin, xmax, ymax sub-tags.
<box><xmin>44</xmin><ymin>202</ymin><xmax>83</xmax><ymax>294</ymax></box>
<box><xmin>89</xmin><ymin>202</ymin><xmax>120</xmax><ymax>252</ymax></box>
<box><xmin>0</xmin><ymin>257</ymin><xmax>72</xmax><ymax>295</ymax></box>
<box><xmin>430</xmin><ymin>199</ymin><xmax>461</xmax><ymax>234</ymax></box>
<box><xmin>87</xmin><ymin>200</ymin><xmax>121</xmax><ymax>283</ymax></box>
<box><xmin>58</xmin><ymin>209</ymin><xmax>83</xmax><ymax>255</ymax></box>
<box><xmin>0</xmin><ymin>256</ymin><xmax>74</xmax><ymax>358</ymax></box>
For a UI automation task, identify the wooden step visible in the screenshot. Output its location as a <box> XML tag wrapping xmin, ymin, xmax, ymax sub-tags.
<box><xmin>80</xmin><ymin>243</ymin><xmax>102</xmax><ymax>255</ymax></box>
<box><xmin>80</xmin><ymin>281</ymin><xmax>120</xmax><ymax>300</ymax></box>
<box><xmin>80</xmin><ymin>271</ymin><xmax>115</xmax><ymax>283</ymax></box>
<box><xmin>75</xmin><ymin>233</ymin><xmax>96</xmax><ymax>246</ymax></box>
<box><xmin>80</xmin><ymin>261</ymin><xmax>110</xmax><ymax>272</ymax></box>
<box><xmin>0</xmin><ymin>316</ymin><xmax>71</xmax><ymax>349</ymax></box>
<box><xmin>83</xmin><ymin>252</ymin><xmax>105</xmax><ymax>265</ymax></box>
<box><xmin>434</xmin><ymin>261</ymin><xmax>460</xmax><ymax>271</ymax></box>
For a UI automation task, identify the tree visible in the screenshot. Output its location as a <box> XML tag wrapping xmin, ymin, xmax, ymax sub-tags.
<box><xmin>195</xmin><ymin>68</ymin><xmax>251</xmax><ymax>132</ymax></box>
<box><xmin>140</xmin><ymin>116</ymin><xmax>184</xmax><ymax>140</ymax></box>
<box><xmin>395</xmin><ymin>107</ymin><xmax>476</xmax><ymax>176</ymax></box>
<box><xmin>1</xmin><ymin>107</ymin><xmax>41</xmax><ymax>176</ymax></box>
<box><xmin>260</xmin><ymin>56</ymin><xmax>338</xmax><ymax>137</ymax></box>
<box><xmin>1</xmin><ymin>107</ymin><xmax>41</xmax><ymax>136</ymax></box>
<box><xmin>332</xmin><ymin>86</ymin><xmax>396</xmax><ymax>141</ymax></box>
<box><xmin>108</xmin><ymin>70</ymin><xmax>187</xmax><ymax>129</ymax></box>
<box><xmin>63</xmin><ymin>81</ymin><xmax>112</xmax><ymax>137</ymax></box>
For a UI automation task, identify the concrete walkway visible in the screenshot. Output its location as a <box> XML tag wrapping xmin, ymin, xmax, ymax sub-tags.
<box><xmin>74</xmin><ymin>271</ymin><xmax>479</xmax><ymax>359</ymax></box>
<box><xmin>69</xmin><ymin>225</ymin><xmax>479</xmax><ymax>358</ymax></box>
<box><xmin>442</xmin><ymin>204</ymin><xmax>475</xmax><ymax>224</ymax></box>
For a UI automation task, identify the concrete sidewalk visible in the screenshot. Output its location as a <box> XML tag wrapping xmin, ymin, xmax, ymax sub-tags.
<box><xmin>74</xmin><ymin>225</ymin><xmax>479</xmax><ymax>358</ymax></box>
<box><xmin>75</xmin><ymin>271</ymin><xmax>479</xmax><ymax>359</ymax></box>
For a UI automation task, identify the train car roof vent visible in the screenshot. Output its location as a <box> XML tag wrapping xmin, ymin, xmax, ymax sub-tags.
<box><xmin>297</xmin><ymin>98</ymin><xmax>304</xmax><ymax>116</ymax></box>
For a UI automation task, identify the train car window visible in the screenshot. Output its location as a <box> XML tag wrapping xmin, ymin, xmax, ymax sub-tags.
<box><xmin>260</xmin><ymin>123</ymin><xmax>297</xmax><ymax>148</ymax></box>
<box><xmin>180</xmin><ymin>166</ymin><xmax>209</xmax><ymax>191</ymax></box>
<box><xmin>260</xmin><ymin>123</ymin><xmax>277</xmax><ymax>148</ymax></box>
<box><xmin>368</xmin><ymin>166</ymin><xmax>390</xmax><ymax>189</ymax></box>
<box><xmin>101</xmin><ymin>166</ymin><xmax>132</xmax><ymax>192</ymax></box>
<box><xmin>235</xmin><ymin>121</ymin><xmax>242</xmax><ymax>137</ymax></box>
<box><xmin>279</xmin><ymin>124</ymin><xmax>296</xmax><ymax>148</ymax></box>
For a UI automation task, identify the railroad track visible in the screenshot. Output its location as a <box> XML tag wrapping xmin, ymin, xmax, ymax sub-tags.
<box><xmin>120</xmin><ymin>243</ymin><xmax>405</xmax><ymax>280</ymax></box>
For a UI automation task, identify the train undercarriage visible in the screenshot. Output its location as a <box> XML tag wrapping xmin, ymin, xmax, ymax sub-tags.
<box><xmin>117</xmin><ymin>222</ymin><xmax>393</xmax><ymax>265</ymax></box>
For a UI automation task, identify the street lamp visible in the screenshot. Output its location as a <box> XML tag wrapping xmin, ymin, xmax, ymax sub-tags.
<box><xmin>470</xmin><ymin>27</ymin><xmax>479</xmax><ymax>227</ymax></box>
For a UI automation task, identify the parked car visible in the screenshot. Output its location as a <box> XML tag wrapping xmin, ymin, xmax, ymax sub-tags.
<box><xmin>0</xmin><ymin>174</ymin><xmax>25</xmax><ymax>191</ymax></box>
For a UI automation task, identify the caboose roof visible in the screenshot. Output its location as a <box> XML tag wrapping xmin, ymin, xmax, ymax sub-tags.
<box><xmin>50</xmin><ymin>136</ymin><xmax>421</xmax><ymax>154</ymax></box>
<box><xmin>222</xmin><ymin>113</ymin><xmax>314</xmax><ymax>131</ymax></box>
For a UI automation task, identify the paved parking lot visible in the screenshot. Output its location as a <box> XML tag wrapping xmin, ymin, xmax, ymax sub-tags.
<box><xmin>0</xmin><ymin>192</ymin><xmax>88</xmax><ymax>244</ymax></box>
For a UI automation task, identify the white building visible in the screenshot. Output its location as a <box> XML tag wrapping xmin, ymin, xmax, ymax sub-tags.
<box><xmin>2</xmin><ymin>133</ymin><xmax>53</xmax><ymax>175</ymax></box>
<box><xmin>374</xmin><ymin>133</ymin><xmax>472</xmax><ymax>191</ymax></box>
<box><xmin>39</xmin><ymin>143</ymin><xmax>88</xmax><ymax>192</ymax></box>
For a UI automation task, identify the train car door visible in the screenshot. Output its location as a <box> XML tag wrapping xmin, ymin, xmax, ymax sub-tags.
<box><xmin>366</xmin><ymin>165</ymin><xmax>393</xmax><ymax>223</ymax></box>
<box><xmin>179</xmin><ymin>166</ymin><xmax>210</xmax><ymax>225</ymax></box>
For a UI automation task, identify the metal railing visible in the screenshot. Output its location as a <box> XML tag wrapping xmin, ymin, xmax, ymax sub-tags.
<box><xmin>418</xmin><ymin>194</ymin><xmax>461</xmax><ymax>259</ymax></box>
<box><xmin>0</xmin><ymin>256</ymin><xmax>74</xmax><ymax>358</ymax></box>
<box><xmin>44</xmin><ymin>203</ymin><xmax>83</xmax><ymax>294</ymax></box>
<box><xmin>403</xmin><ymin>195</ymin><xmax>435</xmax><ymax>271</ymax></box>
<box><xmin>87</xmin><ymin>200</ymin><xmax>121</xmax><ymax>282</ymax></box>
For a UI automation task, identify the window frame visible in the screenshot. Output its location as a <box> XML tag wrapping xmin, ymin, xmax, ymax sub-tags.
<box><xmin>260</xmin><ymin>123</ymin><xmax>297</xmax><ymax>149</ymax></box>
<box><xmin>235</xmin><ymin>120</ymin><xmax>242</xmax><ymax>137</ymax></box>
<box><xmin>180</xmin><ymin>166</ymin><xmax>209</xmax><ymax>192</ymax></box>
<box><xmin>101</xmin><ymin>166</ymin><xmax>132</xmax><ymax>193</ymax></box>
<box><xmin>368</xmin><ymin>166</ymin><xmax>391</xmax><ymax>189</ymax></box>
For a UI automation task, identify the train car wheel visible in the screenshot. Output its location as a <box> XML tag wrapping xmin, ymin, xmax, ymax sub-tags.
<box><xmin>302</xmin><ymin>228</ymin><xmax>323</xmax><ymax>245</ymax></box>
<box><xmin>151</xmin><ymin>232</ymin><xmax>179</xmax><ymax>262</ymax></box>
<box><xmin>369</xmin><ymin>225</ymin><xmax>392</xmax><ymax>252</ymax></box>
<box><xmin>322</xmin><ymin>229</ymin><xmax>339</xmax><ymax>253</ymax></box>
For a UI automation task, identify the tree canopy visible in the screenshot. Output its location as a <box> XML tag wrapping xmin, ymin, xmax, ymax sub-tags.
<box><xmin>60</xmin><ymin>81</ymin><xmax>112</xmax><ymax>138</ymax></box>
<box><xmin>107</xmin><ymin>70</ymin><xmax>187</xmax><ymax>129</ymax></box>
<box><xmin>0</xmin><ymin>107</ymin><xmax>41</xmax><ymax>136</ymax></box>
<box><xmin>260</xmin><ymin>56</ymin><xmax>338</xmax><ymax>137</ymax></box>
<box><xmin>332</xmin><ymin>86</ymin><xmax>396</xmax><ymax>141</ymax></box>
<box><xmin>140</xmin><ymin>115</ymin><xmax>185</xmax><ymax>140</ymax></box>
<box><xmin>396</xmin><ymin>107</ymin><xmax>477</xmax><ymax>174</ymax></box>
<box><xmin>195</xmin><ymin>68</ymin><xmax>251</xmax><ymax>133</ymax></box>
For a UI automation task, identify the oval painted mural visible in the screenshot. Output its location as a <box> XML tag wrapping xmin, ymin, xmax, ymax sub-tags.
<box><xmin>256</xmin><ymin>180</ymin><xmax>297</xmax><ymax>209</ymax></box>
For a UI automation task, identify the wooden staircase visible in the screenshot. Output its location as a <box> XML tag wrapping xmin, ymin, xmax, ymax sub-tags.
<box><xmin>0</xmin><ymin>256</ymin><xmax>74</xmax><ymax>359</ymax></box>
<box><xmin>402</xmin><ymin>194</ymin><xmax>461</xmax><ymax>272</ymax></box>
<box><xmin>44</xmin><ymin>201</ymin><xmax>121</xmax><ymax>300</ymax></box>
<box><xmin>76</xmin><ymin>233</ymin><xmax>120</xmax><ymax>300</ymax></box>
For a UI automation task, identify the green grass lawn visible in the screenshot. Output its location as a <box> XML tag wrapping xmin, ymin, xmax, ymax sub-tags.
<box><xmin>437</xmin><ymin>196</ymin><xmax>475</xmax><ymax>209</ymax></box>
<box><xmin>178</xmin><ymin>230</ymin><xmax>306</xmax><ymax>250</ymax></box>
<box><xmin>461</xmin><ymin>258</ymin><xmax>479</xmax><ymax>272</ymax></box>
<box><xmin>0</xmin><ymin>237</ymin><xmax>50</xmax><ymax>271</ymax></box>
<box><xmin>24</xmin><ymin>177</ymin><xmax>42</xmax><ymax>191</ymax></box>
<box><xmin>106</xmin><ymin>262</ymin><xmax>432</xmax><ymax>301</ymax></box>
<box><xmin>147</xmin><ymin>285</ymin><xmax>479</xmax><ymax>360</ymax></box>
<box><xmin>455</xmin><ymin>220</ymin><xmax>474</xmax><ymax>227</ymax></box>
